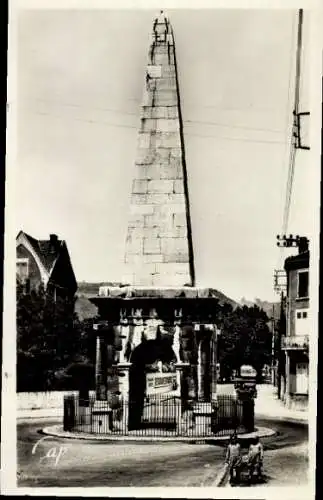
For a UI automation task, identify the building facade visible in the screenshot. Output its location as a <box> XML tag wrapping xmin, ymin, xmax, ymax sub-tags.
<box><xmin>281</xmin><ymin>239</ymin><xmax>309</xmax><ymax>410</ymax></box>
<box><xmin>16</xmin><ymin>231</ymin><xmax>77</xmax><ymax>299</ymax></box>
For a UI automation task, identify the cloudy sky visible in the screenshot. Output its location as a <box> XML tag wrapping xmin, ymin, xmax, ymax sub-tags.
<box><xmin>15</xmin><ymin>8</ymin><xmax>314</xmax><ymax>302</ymax></box>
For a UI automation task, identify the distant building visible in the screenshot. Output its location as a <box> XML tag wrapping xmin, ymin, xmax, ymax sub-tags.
<box><xmin>281</xmin><ymin>237</ymin><xmax>309</xmax><ymax>410</ymax></box>
<box><xmin>16</xmin><ymin>231</ymin><xmax>77</xmax><ymax>299</ymax></box>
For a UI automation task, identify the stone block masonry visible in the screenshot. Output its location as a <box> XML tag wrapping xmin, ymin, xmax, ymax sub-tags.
<box><xmin>123</xmin><ymin>14</ymin><xmax>194</xmax><ymax>287</ymax></box>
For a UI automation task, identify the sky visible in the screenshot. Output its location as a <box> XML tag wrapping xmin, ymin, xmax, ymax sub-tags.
<box><xmin>15</xmin><ymin>8</ymin><xmax>315</xmax><ymax>303</ymax></box>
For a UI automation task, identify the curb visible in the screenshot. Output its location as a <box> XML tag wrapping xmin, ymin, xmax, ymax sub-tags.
<box><xmin>17</xmin><ymin>411</ymin><xmax>63</xmax><ymax>421</ymax></box>
<box><xmin>41</xmin><ymin>425</ymin><xmax>276</xmax><ymax>443</ymax></box>
<box><xmin>256</xmin><ymin>413</ymin><xmax>308</xmax><ymax>426</ymax></box>
<box><xmin>18</xmin><ymin>414</ymin><xmax>63</xmax><ymax>421</ymax></box>
<box><xmin>17</xmin><ymin>415</ymin><xmax>63</xmax><ymax>425</ymax></box>
<box><xmin>211</xmin><ymin>463</ymin><xmax>229</xmax><ymax>486</ymax></box>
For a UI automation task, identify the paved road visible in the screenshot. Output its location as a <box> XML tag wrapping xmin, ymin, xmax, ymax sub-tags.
<box><xmin>17</xmin><ymin>417</ymin><xmax>308</xmax><ymax>488</ymax></box>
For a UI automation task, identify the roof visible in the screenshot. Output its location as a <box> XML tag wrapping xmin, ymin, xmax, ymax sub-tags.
<box><xmin>18</xmin><ymin>231</ymin><xmax>63</xmax><ymax>273</ymax></box>
<box><xmin>284</xmin><ymin>250</ymin><xmax>310</xmax><ymax>272</ymax></box>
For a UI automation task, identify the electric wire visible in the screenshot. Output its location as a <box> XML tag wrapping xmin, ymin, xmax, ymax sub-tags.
<box><xmin>20</xmin><ymin>97</ymin><xmax>286</xmax><ymax>135</ymax></box>
<box><xmin>275</xmin><ymin>9</ymin><xmax>304</xmax><ymax>298</ymax></box>
<box><xmin>277</xmin><ymin>12</ymin><xmax>298</xmax><ymax>272</ymax></box>
<box><xmin>21</xmin><ymin>108</ymin><xmax>287</xmax><ymax>146</ymax></box>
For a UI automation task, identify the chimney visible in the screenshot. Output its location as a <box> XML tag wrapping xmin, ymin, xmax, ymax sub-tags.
<box><xmin>298</xmin><ymin>237</ymin><xmax>309</xmax><ymax>254</ymax></box>
<box><xmin>49</xmin><ymin>234</ymin><xmax>58</xmax><ymax>251</ymax></box>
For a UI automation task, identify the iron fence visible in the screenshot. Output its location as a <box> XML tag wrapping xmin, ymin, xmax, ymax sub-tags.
<box><xmin>63</xmin><ymin>393</ymin><xmax>253</xmax><ymax>437</ymax></box>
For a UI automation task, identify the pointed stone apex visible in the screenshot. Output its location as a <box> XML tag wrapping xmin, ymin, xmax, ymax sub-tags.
<box><xmin>154</xmin><ymin>10</ymin><xmax>169</xmax><ymax>25</ymax></box>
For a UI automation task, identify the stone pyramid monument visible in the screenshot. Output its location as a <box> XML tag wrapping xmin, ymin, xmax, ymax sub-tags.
<box><xmin>90</xmin><ymin>14</ymin><xmax>240</xmax><ymax>426</ymax></box>
<box><xmin>123</xmin><ymin>11</ymin><xmax>195</xmax><ymax>288</ymax></box>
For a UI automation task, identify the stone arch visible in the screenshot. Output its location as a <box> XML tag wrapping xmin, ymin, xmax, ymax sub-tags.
<box><xmin>128</xmin><ymin>337</ymin><xmax>177</xmax><ymax>430</ymax></box>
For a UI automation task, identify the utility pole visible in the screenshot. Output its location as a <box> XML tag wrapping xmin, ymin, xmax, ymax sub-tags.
<box><xmin>271</xmin><ymin>304</ymin><xmax>276</xmax><ymax>386</ymax></box>
<box><xmin>276</xmin><ymin>234</ymin><xmax>309</xmax><ymax>250</ymax></box>
<box><xmin>276</xmin><ymin>292</ymin><xmax>286</xmax><ymax>400</ymax></box>
<box><xmin>282</xmin><ymin>9</ymin><xmax>310</xmax><ymax>238</ymax></box>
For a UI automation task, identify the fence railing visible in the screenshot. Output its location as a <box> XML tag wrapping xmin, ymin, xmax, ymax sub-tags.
<box><xmin>64</xmin><ymin>393</ymin><xmax>253</xmax><ymax>437</ymax></box>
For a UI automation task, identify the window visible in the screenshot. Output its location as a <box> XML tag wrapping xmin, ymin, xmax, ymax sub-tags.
<box><xmin>297</xmin><ymin>270</ymin><xmax>309</xmax><ymax>298</ymax></box>
<box><xmin>16</xmin><ymin>258</ymin><xmax>29</xmax><ymax>283</ymax></box>
<box><xmin>296</xmin><ymin>309</ymin><xmax>309</xmax><ymax>321</ymax></box>
<box><xmin>295</xmin><ymin>309</ymin><xmax>309</xmax><ymax>336</ymax></box>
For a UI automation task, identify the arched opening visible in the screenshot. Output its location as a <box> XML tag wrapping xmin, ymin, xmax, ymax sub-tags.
<box><xmin>128</xmin><ymin>336</ymin><xmax>177</xmax><ymax>430</ymax></box>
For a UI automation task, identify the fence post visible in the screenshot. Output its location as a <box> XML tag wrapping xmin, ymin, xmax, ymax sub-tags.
<box><xmin>242</xmin><ymin>399</ymin><xmax>255</xmax><ymax>433</ymax></box>
<box><xmin>175</xmin><ymin>363</ymin><xmax>189</xmax><ymax>434</ymax></box>
<box><xmin>175</xmin><ymin>397</ymin><xmax>183</xmax><ymax>435</ymax></box>
<box><xmin>63</xmin><ymin>396</ymin><xmax>75</xmax><ymax>431</ymax></box>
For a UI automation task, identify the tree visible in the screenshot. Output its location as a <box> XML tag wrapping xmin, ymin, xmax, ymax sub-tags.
<box><xmin>16</xmin><ymin>284</ymin><xmax>95</xmax><ymax>392</ymax></box>
<box><xmin>56</xmin><ymin>361</ymin><xmax>95</xmax><ymax>401</ymax></box>
<box><xmin>217</xmin><ymin>305</ymin><xmax>272</xmax><ymax>381</ymax></box>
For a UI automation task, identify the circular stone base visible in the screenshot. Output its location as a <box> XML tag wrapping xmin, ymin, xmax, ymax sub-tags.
<box><xmin>41</xmin><ymin>424</ymin><xmax>276</xmax><ymax>442</ymax></box>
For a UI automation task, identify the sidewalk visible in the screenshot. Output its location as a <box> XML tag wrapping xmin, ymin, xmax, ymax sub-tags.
<box><xmin>216</xmin><ymin>383</ymin><xmax>308</xmax><ymax>425</ymax></box>
<box><xmin>17</xmin><ymin>407</ymin><xmax>63</xmax><ymax>421</ymax></box>
<box><xmin>254</xmin><ymin>385</ymin><xmax>308</xmax><ymax>425</ymax></box>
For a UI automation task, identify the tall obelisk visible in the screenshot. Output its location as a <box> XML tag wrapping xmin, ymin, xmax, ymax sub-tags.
<box><xmin>123</xmin><ymin>11</ymin><xmax>195</xmax><ymax>287</ymax></box>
